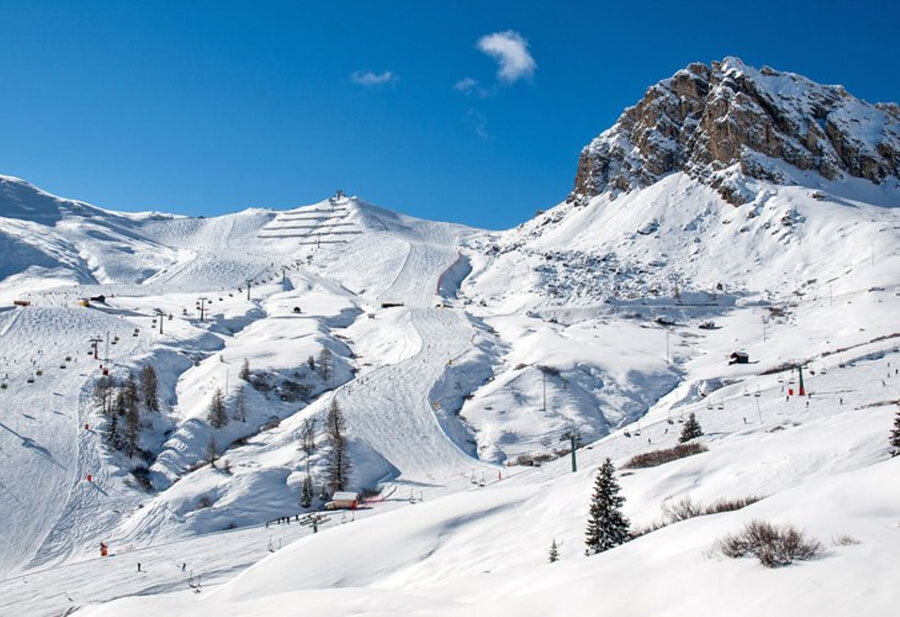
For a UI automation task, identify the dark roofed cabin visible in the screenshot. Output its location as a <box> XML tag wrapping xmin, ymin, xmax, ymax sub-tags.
<box><xmin>729</xmin><ymin>351</ymin><xmax>749</xmax><ymax>364</ymax></box>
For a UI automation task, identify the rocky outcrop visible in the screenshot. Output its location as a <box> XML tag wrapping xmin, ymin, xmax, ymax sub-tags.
<box><xmin>569</xmin><ymin>58</ymin><xmax>900</xmax><ymax>205</ymax></box>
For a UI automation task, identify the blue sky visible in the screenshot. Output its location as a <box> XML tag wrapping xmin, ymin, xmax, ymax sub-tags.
<box><xmin>1</xmin><ymin>1</ymin><xmax>897</xmax><ymax>229</ymax></box>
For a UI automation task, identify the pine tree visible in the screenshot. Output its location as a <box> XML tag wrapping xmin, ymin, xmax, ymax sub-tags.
<box><xmin>585</xmin><ymin>458</ymin><xmax>630</xmax><ymax>555</ymax></box>
<box><xmin>239</xmin><ymin>358</ymin><xmax>250</xmax><ymax>381</ymax></box>
<box><xmin>106</xmin><ymin>412</ymin><xmax>122</xmax><ymax>451</ymax></box>
<box><xmin>300</xmin><ymin>474</ymin><xmax>314</xmax><ymax>508</ymax></box>
<box><xmin>113</xmin><ymin>387</ymin><xmax>127</xmax><ymax>418</ymax></box>
<box><xmin>301</xmin><ymin>418</ymin><xmax>316</xmax><ymax>456</ymax></box>
<box><xmin>124</xmin><ymin>385</ymin><xmax>141</xmax><ymax>458</ymax></box>
<box><xmin>317</xmin><ymin>349</ymin><xmax>331</xmax><ymax>383</ymax></box>
<box><xmin>890</xmin><ymin>406</ymin><xmax>900</xmax><ymax>452</ymax></box>
<box><xmin>140</xmin><ymin>365</ymin><xmax>158</xmax><ymax>412</ymax></box>
<box><xmin>232</xmin><ymin>385</ymin><xmax>247</xmax><ymax>422</ymax></box>
<box><xmin>679</xmin><ymin>412</ymin><xmax>703</xmax><ymax>443</ymax></box>
<box><xmin>548</xmin><ymin>538</ymin><xmax>559</xmax><ymax>563</ymax></box>
<box><xmin>124</xmin><ymin>372</ymin><xmax>139</xmax><ymax>409</ymax></box>
<box><xmin>94</xmin><ymin>375</ymin><xmax>116</xmax><ymax>415</ymax></box>
<box><xmin>307</xmin><ymin>355</ymin><xmax>316</xmax><ymax>371</ymax></box>
<box><xmin>325</xmin><ymin>398</ymin><xmax>351</xmax><ymax>493</ymax></box>
<box><xmin>207</xmin><ymin>387</ymin><xmax>228</xmax><ymax>429</ymax></box>
<box><xmin>206</xmin><ymin>434</ymin><xmax>218</xmax><ymax>467</ymax></box>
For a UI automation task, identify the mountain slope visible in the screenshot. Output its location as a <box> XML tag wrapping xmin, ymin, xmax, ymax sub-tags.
<box><xmin>0</xmin><ymin>57</ymin><xmax>897</xmax><ymax>617</ymax></box>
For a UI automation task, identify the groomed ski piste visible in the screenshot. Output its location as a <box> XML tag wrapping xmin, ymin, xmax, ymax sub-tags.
<box><xmin>0</xmin><ymin>154</ymin><xmax>898</xmax><ymax>617</ymax></box>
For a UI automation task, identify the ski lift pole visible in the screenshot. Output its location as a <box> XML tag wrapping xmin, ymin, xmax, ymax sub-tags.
<box><xmin>561</xmin><ymin>430</ymin><xmax>579</xmax><ymax>473</ymax></box>
<box><xmin>798</xmin><ymin>364</ymin><xmax>806</xmax><ymax>396</ymax></box>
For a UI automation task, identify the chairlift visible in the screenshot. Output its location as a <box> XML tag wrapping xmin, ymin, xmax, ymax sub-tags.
<box><xmin>623</xmin><ymin>430</ymin><xmax>632</xmax><ymax>438</ymax></box>
<box><xmin>27</xmin><ymin>377</ymin><xmax>35</xmax><ymax>384</ymax></box>
<box><xmin>65</xmin><ymin>356</ymin><xmax>72</xmax><ymax>362</ymax></box>
<box><xmin>717</xmin><ymin>402</ymin><xmax>724</xmax><ymax>410</ymax></box>
<box><xmin>59</xmin><ymin>364</ymin><xmax>67</xmax><ymax>369</ymax></box>
<box><xmin>36</xmin><ymin>369</ymin><xmax>43</xmax><ymax>376</ymax></box>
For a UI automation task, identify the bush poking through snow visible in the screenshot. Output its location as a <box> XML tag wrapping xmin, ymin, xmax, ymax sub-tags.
<box><xmin>622</xmin><ymin>442</ymin><xmax>708</xmax><ymax>469</ymax></box>
<box><xmin>632</xmin><ymin>495</ymin><xmax>763</xmax><ymax>537</ymax></box>
<box><xmin>679</xmin><ymin>412</ymin><xmax>704</xmax><ymax>443</ymax></box>
<box><xmin>832</xmin><ymin>534</ymin><xmax>860</xmax><ymax>546</ymax></box>
<box><xmin>714</xmin><ymin>520</ymin><xmax>823</xmax><ymax>567</ymax></box>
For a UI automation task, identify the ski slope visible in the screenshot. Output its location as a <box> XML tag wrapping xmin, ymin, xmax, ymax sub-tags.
<box><xmin>0</xmin><ymin>132</ymin><xmax>897</xmax><ymax>617</ymax></box>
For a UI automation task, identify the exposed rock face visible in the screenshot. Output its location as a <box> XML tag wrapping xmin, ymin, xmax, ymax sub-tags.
<box><xmin>570</xmin><ymin>57</ymin><xmax>900</xmax><ymax>205</ymax></box>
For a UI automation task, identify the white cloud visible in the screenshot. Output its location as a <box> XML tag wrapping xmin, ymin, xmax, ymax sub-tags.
<box><xmin>453</xmin><ymin>77</ymin><xmax>479</xmax><ymax>94</ymax></box>
<box><xmin>476</xmin><ymin>30</ymin><xmax>536</xmax><ymax>83</ymax></box>
<box><xmin>350</xmin><ymin>70</ymin><xmax>397</xmax><ymax>86</ymax></box>
<box><xmin>465</xmin><ymin>108</ymin><xmax>489</xmax><ymax>139</ymax></box>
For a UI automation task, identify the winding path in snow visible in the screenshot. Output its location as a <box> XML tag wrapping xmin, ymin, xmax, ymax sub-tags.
<box><xmin>334</xmin><ymin>241</ymin><xmax>491</xmax><ymax>489</ymax></box>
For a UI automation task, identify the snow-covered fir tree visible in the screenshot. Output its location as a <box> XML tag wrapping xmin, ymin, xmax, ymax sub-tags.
<box><xmin>239</xmin><ymin>358</ymin><xmax>250</xmax><ymax>381</ymax></box>
<box><xmin>548</xmin><ymin>538</ymin><xmax>559</xmax><ymax>563</ymax></box>
<box><xmin>679</xmin><ymin>412</ymin><xmax>703</xmax><ymax>443</ymax></box>
<box><xmin>207</xmin><ymin>387</ymin><xmax>228</xmax><ymax>429</ymax></box>
<box><xmin>585</xmin><ymin>458</ymin><xmax>630</xmax><ymax>555</ymax></box>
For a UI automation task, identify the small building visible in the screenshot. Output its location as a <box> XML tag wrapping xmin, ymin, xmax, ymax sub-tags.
<box><xmin>13</xmin><ymin>299</ymin><xmax>31</xmax><ymax>307</ymax></box>
<box><xmin>729</xmin><ymin>351</ymin><xmax>749</xmax><ymax>365</ymax></box>
<box><xmin>292</xmin><ymin>306</ymin><xmax>302</xmax><ymax>314</ymax></box>
<box><xmin>325</xmin><ymin>491</ymin><xmax>359</xmax><ymax>510</ymax></box>
<box><xmin>78</xmin><ymin>299</ymin><xmax>91</xmax><ymax>307</ymax></box>
<box><xmin>90</xmin><ymin>294</ymin><xmax>107</xmax><ymax>303</ymax></box>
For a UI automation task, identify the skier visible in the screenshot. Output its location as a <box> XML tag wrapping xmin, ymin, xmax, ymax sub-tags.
<box><xmin>182</xmin><ymin>562</ymin><xmax>187</xmax><ymax>572</ymax></box>
<box><xmin>137</xmin><ymin>562</ymin><xmax>141</xmax><ymax>572</ymax></box>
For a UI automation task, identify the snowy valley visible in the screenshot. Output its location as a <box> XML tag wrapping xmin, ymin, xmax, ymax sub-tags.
<box><xmin>0</xmin><ymin>58</ymin><xmax>898</xmax><ymax>617</ymax></box>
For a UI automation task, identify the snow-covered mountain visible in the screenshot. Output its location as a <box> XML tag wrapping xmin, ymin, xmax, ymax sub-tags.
<box><xmin>570</xmin><ymin>56</ymin><xmax>900</xmax><ymax>206</ymax></box>
<box><xmin>0</xmin><ymin>58</ymin><xmax>898</xmax><ymax>617</ymax></box>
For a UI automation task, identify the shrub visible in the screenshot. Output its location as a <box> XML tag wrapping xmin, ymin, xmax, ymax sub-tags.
<box><xmin>715</xmin><ymin>520</ymin><xmax>823</xmax><ymax>568</ymax></box>
<box><xmin>633</xmin><ymin>495</ymin><xmax>763</xmax><ymax>537</ymax></box>
<box><xmin>623</xmin><ymin>442</ymin><xmax>708</xmax><ymax>469</ymax></box>
<box><xmin>832</xmin><ymin>534</ymin><xmax>860</xmax><ymax>546</ymax></box>
<box><xmin>705</xmin><ymin>496</ymin><xmax>763</xmax><ymax>515</ymax></box>
<box><xmin>661</xmin><ymin>497</ymin><xmax>702</xmax><ymax>522</ymax></box>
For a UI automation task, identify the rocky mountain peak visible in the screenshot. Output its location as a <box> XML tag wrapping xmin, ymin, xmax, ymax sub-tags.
<box><xmin>569</xmin><ymin>57</ymin><xmax>900</xmax><ymax>205</ymax></box>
